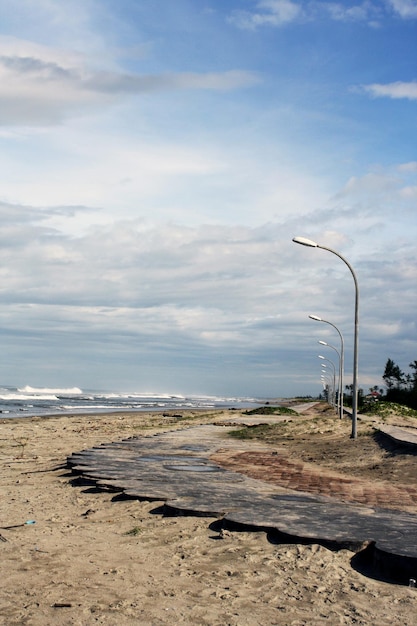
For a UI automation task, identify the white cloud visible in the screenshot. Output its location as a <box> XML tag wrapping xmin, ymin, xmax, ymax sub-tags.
<box><xmin>0</xmin><ymin>167</ymin><xmax>416</xmax><ymax>394</ymax></box>
<box><xmin>318</xmin><ymin>2</ymin><xmax>374</xmax><ymax>22</ymax></box>
<box><xmin>0</xmin><ymin>36</ymin><xmax>258</xmax><ymax>126</ymax></box>
<box><xmin>229</xmin><ymin>0</ymin><xmax>302</xmax><ymax>29</ymax></box>
<box><xmin>0</xmin><ymin>1</ymin><xmax>113</xmax><ymax>60</ymax></box>
<box><xmin>362</xmin><ymin>80</ymin><xmax>417</xmax><ymax>100</ymax></box>
<box><xmin>229</xmin><ymin>0</ymin><xmax>417</xmax><ymax>28</ymax></box>
<box><xmin>0</xmin><ymin>109</ymin><xmax>333</xmax><ymax>229</ymax></box>
<box><xmin>400</xmin><ymin>185</ymin><xmax>417</xmax><ymax>199</ymax></box>
<box><xmin>229</xmin><ymin>0</ymin><xmax>383</xmax><ymax>28</ymax></box>
<box><xmin>333</xmin><ymin>164</ymin><xmax>417</xmax><ymax>216</ymax></box>
<box><xmin>397</xmin><ymin>161</ymin><xmax>417</xmax><ymax>172</ymax></box>
<box><xmin>387</xmin><ymin>0</ymin><xmax>417</xmax><ymax>18</ymax></box>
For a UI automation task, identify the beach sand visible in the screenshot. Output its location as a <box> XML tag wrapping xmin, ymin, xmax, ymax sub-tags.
<box><xmin>1</xmin><ymin>408</ymin><xmax>416</xmax><ymax>625</ymax></box>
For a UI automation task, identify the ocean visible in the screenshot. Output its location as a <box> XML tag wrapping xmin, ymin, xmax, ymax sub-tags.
<box><xmin>0</xmin><ymin>385</ymin><xmax>263</xmax><ymax>419</ymax></box>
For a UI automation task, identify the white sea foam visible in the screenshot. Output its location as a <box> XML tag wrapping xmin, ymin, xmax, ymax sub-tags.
<box><xmin>0</xmin><ymin>384</ymin><xmax>261</xmax><ymax>419</ymax></box>
<box><xmin>18</xmin><ymin>386</ymin><xmax>83</xmax><ymax>395</ymax></box>
<box><xmin>0</xmin><ymin>393</ymin><xmax>59</xmax><ymax>400</ymax></box>
<box><xmin>92</xmin><ymin>393</ymin><xmax>186</xmax><ymax>400</ymax></box>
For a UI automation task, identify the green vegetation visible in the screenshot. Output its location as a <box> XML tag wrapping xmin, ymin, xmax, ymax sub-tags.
<box><xmin>381</xmin><ymin>358</ymin><xmax>417</xmax><ymax>410</ymax></box>
<box><xmin>344</xmin><ymin>358</ymin><xmax>417</xmax><ymax>413</ymax></box>
<box><xmin>243</xmin><ymin>406</ymin><xmax>298</xmax><ymax>416</ymax></box>
<box><xmin>361</xmin><ymin>401</ymin><xmax>417</xmax><ymax>420</ymax></box>
<box><xmin>227</xmin><ymin>415</ymin><xmax>336</xmax><ymax>443</ymax></box>
<box><xmin>228</xmin><ymin>423</ymin><xmax>283</xmax><ymax>440</ymax></box>
<box><xmin>131</xmin><ymin>410</ymin><xmax>226</xmax><ymax>430</ymax></box>
<box><xmin>124</xmin><ymin>526</ymin><xmax>143</xmax><ymax>536</ymax></box>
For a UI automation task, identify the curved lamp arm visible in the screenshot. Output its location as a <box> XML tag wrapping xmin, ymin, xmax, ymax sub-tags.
<box><xmin>293</xmin><ymin>236</ymin><xmax>359</xmax><ymax>438</ymax></box>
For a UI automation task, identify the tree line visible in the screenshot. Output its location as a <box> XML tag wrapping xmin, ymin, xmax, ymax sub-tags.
<box><xmin>381</xmin><ymin>358</ymin><xmax>417</xmax><ymax>409</ymax></box>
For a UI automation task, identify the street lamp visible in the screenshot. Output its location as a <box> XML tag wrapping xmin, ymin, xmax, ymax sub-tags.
<box><xmin>319</xmin><ymin>355</ymin><xmax>336</xmax><ymax>407</ymax></box>
<box><xmin>321</xmin><ymin>373</ymin><xmax>334</xmax><ymax>406</ymax></box>
<box><xmin>318</xmin><ymin>340</ymin><xmax>342</xmax><ymax>418</ymax></box>
<box><xmin>309</xmin><ymin>315</ymin><xmax>344</xmax><ymax>420</ymax></box>
<box><xmin>294</xmin><ymin>236</ymin><xmax>359</xmax><ymax>438</ymax></box>
<box><xmin>320</xmin><ymin>375</ymin><xmax>332</xmax><ymax>403</ymax></box>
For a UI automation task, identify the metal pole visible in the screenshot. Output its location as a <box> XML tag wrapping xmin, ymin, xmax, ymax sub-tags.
<box><xmin>318</xmin><ymin>340</ymin><xmax>342</xmax><ymax>417</ymax></box>
<box><xmin>311</xmin><ymin>316</ymin><xmax>344</xmax><ymax>419</ymax></box>
<box><xmin>319</xmin><ymin>357</ymin><xmax>336</xmax><ymax>407</ymax></box>
<box><xmin>293</xmin><ymin>237</ymin><xmax>359</xmax><ymax>438</ymax></box>
<box><xmin>315</xmin><ymin>245</ymin><xmax>359</xmax><ymax>439</ymax></box>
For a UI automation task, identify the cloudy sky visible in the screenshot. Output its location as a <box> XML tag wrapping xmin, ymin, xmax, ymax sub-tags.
<box><xmin>0</xmin><ymin>0</ymin><xmax>416</xmax><ymax>397</ymax></box>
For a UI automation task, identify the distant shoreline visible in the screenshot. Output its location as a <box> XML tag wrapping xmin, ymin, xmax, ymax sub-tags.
<box><xmin>0</xmin><ymin>396</ymin><xmax>304</xmax><ymax>420</ymax></box>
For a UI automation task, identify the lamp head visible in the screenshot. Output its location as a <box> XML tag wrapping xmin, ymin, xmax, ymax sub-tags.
<box><xmin>318</xmin><ymin>340</ymin><xmax>328</xmax><ymax>346</ymax></box>
<box><xmin>292</xmin><ymin>236</ymin><xmax>318</xmax><ymax>248</ymax></box>
<box><xmin>309</xmin><ymin>315</ymin><xmax>322</xmax><ymax>322</ymax></box>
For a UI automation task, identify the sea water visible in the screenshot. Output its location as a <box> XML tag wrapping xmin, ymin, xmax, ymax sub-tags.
<box><xmin>0</xmin><ymin>385</ymin><xmax>262</xmax><ymax>418</ymax></box>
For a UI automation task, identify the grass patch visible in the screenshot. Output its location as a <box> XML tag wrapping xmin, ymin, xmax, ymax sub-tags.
<box><xmin>124</xmin><ymin>526</ymin><xmax>143</xmax><ymax>536</ymax></box>
<box><xmin>361</xmin><ymin>401</ymin><xmax>417</xmax><ymax>420</ymax></box>
<box><xmin>131</xmin><ymin>411</ymin><xmax>226</xmax><ymax>430</ymax></box>
<box><xmin>227</xmin><ymin>413</ymin><xmax>355</xmax><ymax>444</ymax></box>
<box><xmin>228</xmin><ymin>423</ymin><xmax>285</xmax><ymax>441</ymax></box>
<box><xmin>243</xmin><ymin>406</ymin><xmax>298</xmax><ymax>416</ymax></box>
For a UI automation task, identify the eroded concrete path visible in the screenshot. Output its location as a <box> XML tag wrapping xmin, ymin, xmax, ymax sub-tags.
<box><xmin>68</xmin><ymin>420</ymin><xmax>417</xmax><ymax>584</ymax></box>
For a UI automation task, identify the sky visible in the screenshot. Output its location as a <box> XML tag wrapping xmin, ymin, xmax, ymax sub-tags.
<box><xmin>0</xmin><ymin>0</ymin><xmax>416</xmax><ymax>398</ymax></box>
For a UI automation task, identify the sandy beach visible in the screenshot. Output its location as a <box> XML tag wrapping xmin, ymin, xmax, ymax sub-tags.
<box><xmin>1</xmin><ymin>407</ymin><xmax>416</xmax><ymax>625</ymax></box>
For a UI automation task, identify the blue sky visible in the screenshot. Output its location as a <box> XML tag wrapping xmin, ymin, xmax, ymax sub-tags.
<box><xmin>0</xmin><ymin>0</ymin><xmax>416</xmax><ymax>397</ymax></box>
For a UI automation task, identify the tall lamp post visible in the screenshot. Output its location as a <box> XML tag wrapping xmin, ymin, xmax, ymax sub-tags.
<box><xmin>320</xmin><ymin>371</ymin><xmax>334</xmax><ymax>406</ymax></box>
<box><xmin>319</xmin><ymin>356</ymin><xmax>336</xmax><ymax>407</ymax></box>
<box><xmin>320</xmin><ymin>375</ymin><xmax>332</xmax><ymax>404</ymax></box>
<box><xmin>318</xmin><ymin>340</ymin><xmax>342</xmax><ymax>418</ymax></box>
<box><xmin>309</xmin><ymin>314</ymin><xmax>344</xmax><ymax>420</ymax></box>
<box><xmin>293</xmin><ymin>237</ymin><xmax>359</xmax><ymax>439</ymax></box>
